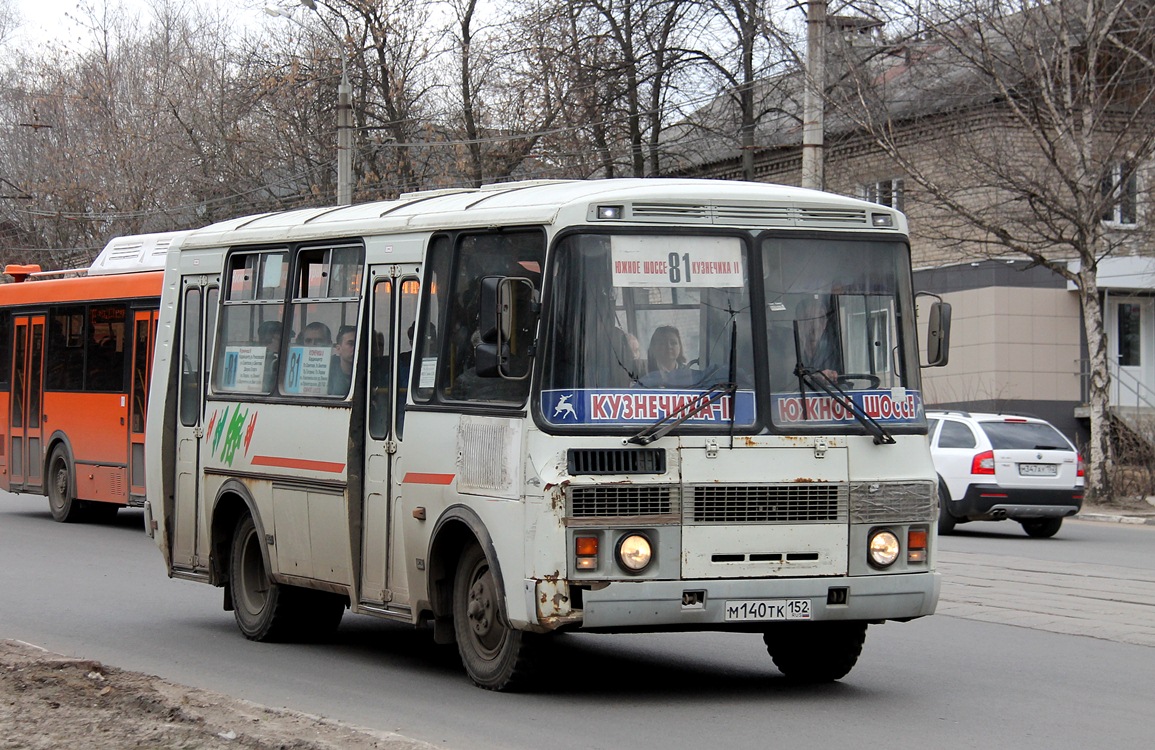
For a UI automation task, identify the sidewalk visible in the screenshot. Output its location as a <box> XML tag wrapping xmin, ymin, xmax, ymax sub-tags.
<box><xmin>1076</xmin><ymin>499</ymin><xmax>1155</xmax><ymax>525</ymax></box>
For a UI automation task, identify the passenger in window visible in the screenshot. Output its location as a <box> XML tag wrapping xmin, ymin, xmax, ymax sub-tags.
<box><xmin>329</xmin><ymin>325</ymin><xmax>356</xmax><ymax>395</ymax></box>
<box><xmin>795</xmin><ymin>297</ymin><xmax>842</xmax><ymax>382</ymax></box>
<box><xmin>258</xmin><ymin>320</ymin><xmax>282</xmax><ymax>391</ymax></box>
<box><xmin>639</xmin><ymin>326</ymin><xmax>697</xmax><ymax>388</ymax></box>
<box><xmin>299</xmin><ymin>321</ymin><xmax>332</xmax><ymax>347</ymax></box>
<box><xmin>258</xmin><ymin>320</ymin><xmax>281</xmax><ymax>347</ymax></box>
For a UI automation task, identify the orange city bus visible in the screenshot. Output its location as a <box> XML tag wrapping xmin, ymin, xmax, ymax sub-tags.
<box><xmin>0</xmin><ymin>232</ymin><xmax>183</xmax><ymax>521</ymax></box>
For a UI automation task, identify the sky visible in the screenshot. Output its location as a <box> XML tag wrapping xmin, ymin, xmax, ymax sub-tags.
<box><xmin>5</xmin><ymin>0</ymin><xmax>267</xmax><ymax>47</ymax></box>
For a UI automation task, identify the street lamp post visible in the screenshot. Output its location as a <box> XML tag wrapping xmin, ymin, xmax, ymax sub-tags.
<box><xmin>266</xmin><ymin>1</ymin><xmax>353</xmax><ymax>205</ymax></box>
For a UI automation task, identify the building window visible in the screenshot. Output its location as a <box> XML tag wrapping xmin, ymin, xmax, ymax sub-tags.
<box><xmin>1101</xmin><ymin>162</ymin><xmax>1137</xmax><ymax>226</ymax></box>
<box><xmin>861</xmin><ymin>178</ymin><xmax>904</xmax><ymax>211</ymax></box>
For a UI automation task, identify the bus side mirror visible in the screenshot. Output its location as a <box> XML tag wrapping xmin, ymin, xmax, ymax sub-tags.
<box><xmin>478</xmin><ymin>276</ymin><xmax>504</xmax><ymax>346</ymax></box>
<box><xmin>476</xmin><ymin>276</ymin><xmax>536</xmax><ymax>379</ymax></box>
<box><xmin>925</xmin><ymin>300</ymin><xmax>951</xmax><ymax>367</ymax></box>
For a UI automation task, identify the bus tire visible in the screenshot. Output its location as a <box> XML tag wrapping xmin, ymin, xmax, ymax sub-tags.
<box><xmin>229</xmin><ymin>515</ymin><xmax>345</xmax><ymax>642</ymax></box>
<box><xmin>452</xmin><ymin>543</ymin><xmax>534</xmax><ymax>691</ymax></box>
<box><xmin>763</xmin><ymin>621</ymin><xmax>867</xmax><ymax>683</ymax></box>
<box><xmin>229</xmin><ymin>514</ymin><xmax>297</xmax><ymax>642</ymax></box>
<box><xmin>47</xmin><ymin>447</ymin><xmax>84</xmax><ymax>523</ymax></box>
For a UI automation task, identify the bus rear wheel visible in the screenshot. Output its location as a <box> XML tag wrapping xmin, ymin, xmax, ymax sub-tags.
<box><xmin>763</xmin><ymin>621</ymin><xmax>868</xmax><ymax>683</ymax></box>
<box><xmin>452</xmin><ymin>543</ymin><xmax>535</xmax><ymax>691</ymax></box>
<box><xmin>229</xmin><ymin>515</ymin><xmax>344</xmax><ymax>642</ymax></box>
<box><xmin>47</xmin><ymin>447</ymin><xmax>84</xmax><ymax>523</ymax></box>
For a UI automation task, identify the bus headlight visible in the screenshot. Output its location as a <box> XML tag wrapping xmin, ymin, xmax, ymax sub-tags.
<box><xmin>868</xmin><ymin>529</ymin><xmax>901</xmax><ymax>568</ymax></box>
<box><xmin>616</xmin><ymin>533</ymin><xmax>653</xmax><ymax>572</ymax></box>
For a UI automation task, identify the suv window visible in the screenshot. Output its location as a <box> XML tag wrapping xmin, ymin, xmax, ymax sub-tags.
<box><xmin>979</xmin><ymin>421</ymin><xmax>1070</xmax><ymax>450</ymax></box>
<box><xmin>927</xmin><ymin>418</ymin><xmax>940</xmax><ymax>441</ymax></box>
<box><xmin>937</xmin><ymin>420</ymin><xmax>976</xmax><ymax>449</ymax></box>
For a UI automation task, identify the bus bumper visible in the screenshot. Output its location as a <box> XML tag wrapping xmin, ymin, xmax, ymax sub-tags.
<box><xmin>548</xmin><ymin>571</ymin><xmax>940</xmax><ymax>631</ymax></box>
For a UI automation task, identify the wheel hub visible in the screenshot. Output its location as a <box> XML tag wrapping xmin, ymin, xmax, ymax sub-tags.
<box><xmin>467</xmin><ymin>577</ymin><xmax>494</xmax><ymax>638</ymax></box>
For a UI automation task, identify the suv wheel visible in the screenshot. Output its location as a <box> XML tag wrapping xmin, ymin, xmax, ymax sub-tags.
<box><xmin>1020</xmin><ymin>517</ymin><xmax>1063</xmax><ymax>539</ymax></box>
<box><xmin>937</xmin><ymin>481</ymin><xmax>957</xmax><ymax>535</ymax></box>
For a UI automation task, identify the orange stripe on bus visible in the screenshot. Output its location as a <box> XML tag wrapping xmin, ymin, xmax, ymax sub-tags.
<box><xmin>402</xmin><ymin>472</ymin><xmax>455</xmax><ymax>485</ymax></box>
<box><xmin>250</xmin><ymin>455</ymin><xmax>346</xmax><ymax>473</ymax></box>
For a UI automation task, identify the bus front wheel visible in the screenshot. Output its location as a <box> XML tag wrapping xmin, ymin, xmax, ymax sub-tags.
<box><xmin>452</xmin><ymin>543</ymin><xmax>535</xmax><ymax>690</ymax></box>
<box><xmin>47</xmin><ymin>447</ymin><xmax>83</xmax><ymax>523</ymax></box>
<box><xmin>763</xmin><ymin>621</ymin><xmax>867</xmax><ymax>683</ymax></box>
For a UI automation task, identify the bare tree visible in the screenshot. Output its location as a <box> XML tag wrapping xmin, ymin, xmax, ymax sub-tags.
<box><xmin>833</xmin><ymin>0</ymin><xmax>1155</xmax><ymax>501</ymax></box>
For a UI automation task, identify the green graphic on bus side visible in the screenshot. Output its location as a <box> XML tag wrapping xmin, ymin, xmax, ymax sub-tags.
<box><xmin>206</xmin><ymin>406</ymin><xmax>257</xmax><ymax>467</ymax></box>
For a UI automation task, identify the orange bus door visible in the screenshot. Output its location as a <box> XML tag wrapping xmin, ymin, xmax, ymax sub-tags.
<box><xmin>9</xmin><ymin>316</ymin><xmax>46</xmax><ymax>491</ymax></box>
<box><xmin>127</xmin><ymin>310</ymin><xmax>157</xmax><ymax>505</ymax></box>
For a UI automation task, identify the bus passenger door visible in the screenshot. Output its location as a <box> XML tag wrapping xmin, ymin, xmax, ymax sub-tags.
<box><xmin>127</xmin><ymin>310</ymin><xmax>157</xmax><ymax>504</ymax></box>
<box><xmin>172</xmin><ymin>284</ymin><xmax>216</xmax><ymax>571</ymax></box>
<box><xmin>361</xmin><ymin>271</ymin><xmax>419</xmax><ymax>607</ymax></box>
<box><xmin>9</xmin><ymin>315</ymin><xmax>45</xmax><ymax>491</ymax></box>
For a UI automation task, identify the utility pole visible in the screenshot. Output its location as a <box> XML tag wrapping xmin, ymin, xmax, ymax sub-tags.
<box><xmin>801</xmin><ymin>0</ymin><xmax>826</xmax><ymax>190</ymax></box>
<box><xmin>336</xmin><ymin>63</ymin><xmax>352</xmax><ymax>206</ymax></box>
<box><xmin>268</xmin><ymin>1</ymin><xmax>354</xmax><ymax>205</ymax></box>
<box><xmin>307</xmin><ymin>0</ymin><xmax>354</xmax><ymax>206</ymax></box>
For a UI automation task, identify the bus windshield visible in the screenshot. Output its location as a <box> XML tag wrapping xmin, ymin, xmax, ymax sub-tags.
<box><xmin>540</xmin><ymin>232</ymin><xmax>756</xmax><ymax>430</ymax></box>
<box><xmin>763</xmin><ymin>236</ymin><xmax>921</xmax><ymax>430</ymax></box>
<box><xmin>539</xmin><ymin>232</ymin><xmax>922</xmax><ymax>433</ymax></box>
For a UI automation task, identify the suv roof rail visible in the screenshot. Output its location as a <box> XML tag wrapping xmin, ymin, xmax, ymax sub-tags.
<box><xmin>985</xmin><ymin>411</ymin><xmax>1043</xmax><ymax>420</ymax></box>
<box><xmin>928</xmin><ymin>409</ymin><xmax>970</xmax><ymax>418</ymax></box>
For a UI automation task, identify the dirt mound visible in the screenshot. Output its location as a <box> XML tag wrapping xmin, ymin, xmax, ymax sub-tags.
<box><xmin>0</xmin><ymin>640</ymin><xmax>432</xmax><ymax>749</ymax></box>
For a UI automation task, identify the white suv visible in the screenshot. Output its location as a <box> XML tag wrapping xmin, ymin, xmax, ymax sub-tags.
<box><xmin>927</xmin><ymin>411</ymin><xmax>1084</xmax><ymax>538</ymax></box>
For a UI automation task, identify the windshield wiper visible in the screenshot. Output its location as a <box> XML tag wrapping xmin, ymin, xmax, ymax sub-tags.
<box><xmin>626</xmin><ymin>380</ymin><xmax>737</xmax><ymax>445</ymax></box>
<box><xmin>794</xmin><ymin>364</ymin><xmax>896</xmax><ymax>446</ymax></box>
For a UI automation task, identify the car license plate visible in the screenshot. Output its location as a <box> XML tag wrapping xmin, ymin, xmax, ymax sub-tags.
<box><xmin>1019</xmin><ymin>463</ymin><xmax>1057</xmax><ymax>476</ymax></box>
<box><xmin>724</xmin><ymin>599</ymin><xmax>811</xmax><ymax>622</ymax></box>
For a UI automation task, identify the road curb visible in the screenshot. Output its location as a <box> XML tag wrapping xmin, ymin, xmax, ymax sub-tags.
<box><xmin>1076</xmin><ymin>512</ymin><xmax>1155</xmax><ymax>525</ymax></box>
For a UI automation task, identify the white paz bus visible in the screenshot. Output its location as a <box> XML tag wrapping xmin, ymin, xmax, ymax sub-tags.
<box><xmin>145</xmin><ymin>179</ymin><xmax>952</xmax><ymax>690</ymax></box>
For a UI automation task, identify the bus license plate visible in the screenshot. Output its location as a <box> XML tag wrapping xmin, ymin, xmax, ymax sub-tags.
<box><xmin>1019</xmin><ymin>463</ymin><xmax>1057</xmax><ymax>476</ymax></box>
<box><xmin>724</xmin><ymin>599</ymin><xmax>811</xmax><ymax>622</ymax></box>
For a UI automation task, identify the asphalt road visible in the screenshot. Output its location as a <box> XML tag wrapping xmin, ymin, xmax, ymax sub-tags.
<box><xmin>2</xmin><ymin>491</ymin><xmax>1153</xmax><ymax>749</ymax></box>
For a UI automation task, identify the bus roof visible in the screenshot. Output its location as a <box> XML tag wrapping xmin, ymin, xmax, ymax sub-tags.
<box><xmin>0</xmin><ymin>230</ymin><xmax>180</xmax><ymax>303</ymax></box>
<box><xmin>177</xmin><ymin>179</ymin><xmax>907</xmax><ymax>249</ymax></box>
<box><xmin>88</xmin><ymin>231</ymin><xmax>190</xmax><ymax>276</ymax></box>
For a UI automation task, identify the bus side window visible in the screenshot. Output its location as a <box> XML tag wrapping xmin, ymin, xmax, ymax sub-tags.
<box><xmin>439</xmin><ymin>231</ymin><xmax>543</xmax><ymax>404</ymax></box>
<box><xmin>281</xmin><ymin>244</ymin><xmax>363</xmax><ymax>398</ymax></box>
<box><xmin>47</xmin><ymin>307</ymin><xmax>85</xmax><ymax>391</ymax></box>
<box><xmin>368</xmin><ymin>279</ymin><xmax>392</xmax><ymax>440</ymax></box>
<box><xmin>396</xmin><ymin>277</ymin><xmax>420</xmax><ymax>436</ymax></box>
<box><xmin>86</xmin><ymin>304</ymin><xmax>127</xmax><ymax>392</ymax></box>
<box><xmin>0</xmin><ymin>311</ymin><xmax>10</xmax><ymax>392</ymax></box>
<box><xmin>180</xmin><ymin>288</ymin><xmax>203</xmax><ymax>428</ymax></box>
<box><xmin>413</xmin><ymin>237</ymin><xmax>451</xmax><ymax>403</ymax></box>
<box><xmin>213</xmin><ymin>250</ymin><xmax>286</xmax><ymax>396</ymax></box>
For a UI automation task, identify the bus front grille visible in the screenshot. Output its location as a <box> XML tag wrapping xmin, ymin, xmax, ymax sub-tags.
<box><xmin>686</xmin><ymin>484</ymin><xmax>848</xmax><ymax>524</ymax></box>
<box><xmin>849</xmin><ymin>481</ymin><xmax>936</xmax><ymax>523</ymax></box>
<box><xmin>569</xmin><ymin>485</ymin><xmax>677</xmax><ymax>517</ymax></box>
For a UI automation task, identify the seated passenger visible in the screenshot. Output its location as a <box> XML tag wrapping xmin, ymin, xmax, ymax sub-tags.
<box><xmin>258</xmin><ymin>320</ymin><xmax>282</xmax><ymax>391</ymax></box>
<box><xmin>298</xmin><ymin>321</ymin><xmax>332</xmax><ymax>347</ymax></box>
<box><xmin>329</xmin><ymin>325</ymin><xmax>356</xmax><ymax>395</ymax></box>
<box><xmin>639</xmin><ymin>326</ymin><xmax>698</xmax><ymax>388</ymax></box>
<box><xmin>795</xmin><ymin>297</ymin><xmax>842</xmax><ymax>383</ymax></box>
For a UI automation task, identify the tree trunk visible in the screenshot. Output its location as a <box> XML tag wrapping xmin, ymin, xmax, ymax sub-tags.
<box><xmin>1078</xmin><ymin>266</ymin><xmax>1113</xmax><ymax>501</ymax></box>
